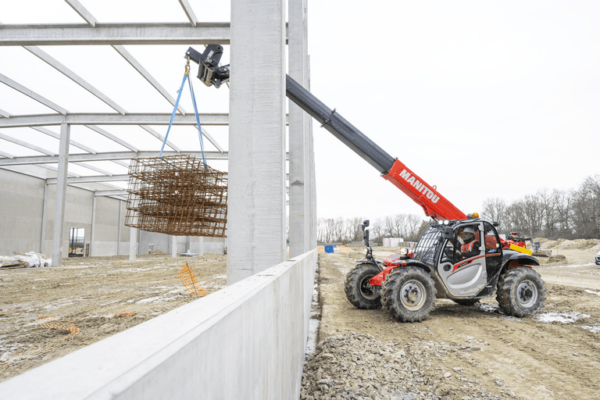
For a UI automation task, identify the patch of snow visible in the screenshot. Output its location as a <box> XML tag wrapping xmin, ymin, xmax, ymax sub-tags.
<box><xmin>305</xmin><ymin>318</ymin><xmax>320</xmax><ymax>355</ymax></box>
<box><xmin>535</xmin><ymin>311</ymin><xmax>590</xmax><ymax>324</ymax></box>
<box><xmin>581</xmin><ymin>325</ymin><xmax>600</xmax><ymax>334</ymax></box>
<box><xmin>585</xmin><ymin>290</ymin><xmax>600</xmax><ymax>296</ymax></box>
<box><xmin>560</xmin><ymin>263</ymin><xmax>595</xmax><ymax>268</ymax></box>
<box><xmin>502</xmin><ymin>316</ymin><xmax>522</xmax><ymax>322</ymax></box>
<box><xmin>136</xmin><ymin>296</ymin><xmax>162</xmax><ymax>304</ymax></box>
<box><xmin>477</xmin><ymin>304</ymin><xmax>499</xmax><ymax>313</ymax></box>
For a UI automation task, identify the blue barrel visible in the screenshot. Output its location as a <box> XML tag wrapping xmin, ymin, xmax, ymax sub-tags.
<box><xmin>324</xmin><ymin>245</ymin><xmax>334</xmax><ymax>253</ymax></box>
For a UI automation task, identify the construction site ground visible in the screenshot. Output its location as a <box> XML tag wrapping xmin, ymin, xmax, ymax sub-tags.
<box><xmin>310</xmin><ymin>248</ymin><xmax>600</xmax><ymax>400</ymax></box>
<box><xmin>0</xmin><ymin>253</ymin><xmax>226</xmax><ymax>383</ymax></box>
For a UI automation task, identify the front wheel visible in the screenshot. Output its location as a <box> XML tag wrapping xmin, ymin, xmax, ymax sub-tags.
<box><xmin>344</xmin><ymin>263</ymin><xmax>382</xmax><ymax>309</ymax></box>
<box><xmin>382</xmin><ymin>267</ymin><xmax>436</xmax><ymax>322</ymax></box>
<box><xmin>496</xmin><ymin>267</ymin><xmax>546</xmax><ymax>317</ymax></box>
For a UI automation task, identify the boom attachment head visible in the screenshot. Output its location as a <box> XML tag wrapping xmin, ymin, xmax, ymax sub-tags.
<box><xmin>185</xmin><ymin>45</ymin><xmax>230</xmax><ymax>88</ymax></box>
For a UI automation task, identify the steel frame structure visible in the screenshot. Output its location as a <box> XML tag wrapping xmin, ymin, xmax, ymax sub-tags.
<box><xmin>0</xmin><ymin>0</ymin><xmax>309</xmax><ymax>270</ymax></box>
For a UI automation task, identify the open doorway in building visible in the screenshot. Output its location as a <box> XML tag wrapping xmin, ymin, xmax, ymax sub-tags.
<box><xmin>69</xmin><ymin>228</ymin><xmax>85</xmax><ymax>257</ymax></box>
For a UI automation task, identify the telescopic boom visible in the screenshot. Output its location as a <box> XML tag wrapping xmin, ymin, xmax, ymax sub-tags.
<box><xmin>186</xmin><ymin>46</ymin><xmax>468</xmax><ymax>221</ymax></box>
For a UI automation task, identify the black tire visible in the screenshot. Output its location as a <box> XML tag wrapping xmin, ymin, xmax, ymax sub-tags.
<box><xmin>381</xmin><ymin>267</ymin><xmax>436</xmax><ymax>322</ymax></box>
<box><xmin>344</xmin><ymin>263</ymin><xmax>382</xmax><ymax>309</ymax></box>
<box><xmin>496</xmin><ymin>267</ymin><xmax>546</xmax><ymax>317</ymax></box>
<box><xmin>452</xmin><ymin>299</ymin><xmax>480</xmax><ymax>306</ymax></box>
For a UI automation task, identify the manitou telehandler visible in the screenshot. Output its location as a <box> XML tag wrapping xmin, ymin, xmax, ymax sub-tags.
<box><xmin>188</xmin><ymin>45</ymin><xmax>547</xmax><ymax>323</ymax></box>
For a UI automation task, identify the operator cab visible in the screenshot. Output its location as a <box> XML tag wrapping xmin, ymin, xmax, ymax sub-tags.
<box><xmin>436</xmin><ymin>219</ymin><xmax>503</xmax><ymax>297</ymax></box>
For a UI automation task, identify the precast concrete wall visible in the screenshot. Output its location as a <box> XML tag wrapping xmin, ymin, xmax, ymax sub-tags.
<box><xmin>0</xmin><ymin>249</ymin><xmax>318</xmax><ymax>400</ymax></box>
<box><xmin>138</xmin><ymin>233</ymin><xmax>226</xmax><ymax>255</ymax></box>
<box><xmin>0</xmin><ymin>169</ymin><xmax>130</xmax><ymax>256</ymax></box>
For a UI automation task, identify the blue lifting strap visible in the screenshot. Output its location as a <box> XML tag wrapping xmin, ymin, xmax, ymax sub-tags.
<box><xmin>159</xmin><ymin>65</ymin><xmax>206</xmax><ymax>165</ymax></box>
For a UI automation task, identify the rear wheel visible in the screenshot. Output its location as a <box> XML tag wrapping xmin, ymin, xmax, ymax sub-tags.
<box><xmin>496</xmin><ymin>267</ymin><xmax>546</xmax><ymax>317</ymax></box>
<box><xmin>382</xmin><ymin>267</ymin><xmax>436</xmax><ymax>322</ymax></box>
<box><xmin>344</xmin><ymin>263</ymin><xmax>382</xmax><ymax>309</ymax></box>
<box><xmin>452</xmin><ymin>299</ymin><xmax>480</xmax><ymax>306</ymax></box>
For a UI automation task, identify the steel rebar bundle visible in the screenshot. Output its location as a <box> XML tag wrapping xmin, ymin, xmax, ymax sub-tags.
<box><xmin>125</xmin><ymin>155</ymin><xmax>227</xmax><ymax>237</ymax></box>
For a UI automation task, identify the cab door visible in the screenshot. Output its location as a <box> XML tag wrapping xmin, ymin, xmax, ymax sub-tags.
<box><xmin>437</xmin><ymin>223</ymin><xmax>488</xmax><ymax>297</ymax></box>
<box><xmin>478</xmin><ymin>222</ymin><xmax>504</xmax><ymax>296</ymax></box>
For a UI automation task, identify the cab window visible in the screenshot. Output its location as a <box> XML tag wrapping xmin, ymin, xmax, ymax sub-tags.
<box><xmin>483</xmin><ymin>222</ymin><xmax>501</xmax><ymax>254</ymax></box>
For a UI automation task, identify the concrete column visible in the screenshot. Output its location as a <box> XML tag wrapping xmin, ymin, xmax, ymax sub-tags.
<box><xmin>171</xmin><ymin>236</ymin><xmax>177</xmax><ymax>258</ymax></box>
<box><xmin>227</xmin><ymin>0</ymin><xmax>287</xmax><ymax>284</ymax></box>
<box><xmin>40</xmin><ymin>182</ymin><xmax>48</xmax><ymax>253</ymax></box>
<box><xmin>307</xmin><ymin>56</ymin><xmax>317</xmax><ymax>248</ymax></box>
<box><xmin>185</xmin><ymin>236</ymin><xmax>191</xmax><ymax>253</ymax></box>
<box><xmin>129</xmin><ymin>227</ymin><xmax>137</xmax><ymax>261</ymax></box>
<box><xmin>51</xmin><ymin>123</ymin><xmax>70</xmax><ymax>267</ymax></box>
<box><xmin>117</xmin><ymin>200</ymin><xmax>122</xmax><ymax>256</ymax></box>
<box><xmin>288</xmin><ymin>0</ymin><xmax>310</xmax><ymax>258</ymax></box>
<box><xmin>199</xmin><ymin>236</ymin><xmax>204</xmax><ymax>256</ymax></box>
<box><xmin>90</xmin><ymin>195</ymin><xmax>97</xmax><ymax>257</ymax></box>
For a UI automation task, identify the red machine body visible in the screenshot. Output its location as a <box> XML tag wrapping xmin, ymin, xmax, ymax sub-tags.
<box><xmin>382</xmin><ymin>159</ymin><xmax>467</xmax><ymax>221</ymax></box>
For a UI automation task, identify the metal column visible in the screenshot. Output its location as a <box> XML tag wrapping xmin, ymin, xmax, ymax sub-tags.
<box><xmin>117</xmin><ymin>200</ymin><xmax>122</xmax><ymax>256</ymax></box>
<box><xmin>227</xmin><ymin>0</ymin><xmax>287</xmax><ymax>284</ymax></box>
<box><xmin>40</xmin><ymin>182</ymin><xmax>48</xmax><ymax>253</ymax></box>
<box><xmin>51</xmin><ymin>123</ymin><xmax>70</xmax><ymax>267</ymax></box>
<box><xmin>90</xmin><ymin>195</ymin><xmax>97</xmax><ymax>257</ymax></box>
<box><xmin>129</xmin><ymin>227</ymin><xmax>137</xmax><ymax>261</ymax></box>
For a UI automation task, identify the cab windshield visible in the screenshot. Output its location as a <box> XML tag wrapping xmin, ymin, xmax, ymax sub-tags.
<box><xmin>412</xmin><ymin>226</ymin><xmax>442</xmax><ymax>267</ymax></box>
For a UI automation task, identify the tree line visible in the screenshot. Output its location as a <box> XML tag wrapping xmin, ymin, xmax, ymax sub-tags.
<box><xmin>482</xmin><ymin>175</ymin><xmax>600</xmax><ymax>239</ymax></box>
<box><xmin>317</xmin><ymin>214</ymin><xmax>425</xmax><ymax>244</ymax></box>
<box><xmin>317</xmin><ymin>175</ymin><xmax>600</xmax><ymax>244</ymax></box>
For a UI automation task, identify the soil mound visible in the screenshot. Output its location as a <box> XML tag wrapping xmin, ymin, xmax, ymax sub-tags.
<box><xmin>556</xmin><ymin>239</ymin><xmax>600</xmax><ymax>250</ymax></box>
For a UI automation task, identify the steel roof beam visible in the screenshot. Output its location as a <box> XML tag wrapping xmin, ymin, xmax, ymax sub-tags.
<box><xmin>31</xmin><ymin>126</ymin><xmax>97</xmax><ymax>154</ymax></box>
<box><xmin>112</xmin><ymin>45</ymin><xmax>186</xmax><ymax>115</ymax></box>
<box><xmin>85</xmin><ymin>125</ymin><xmax>139</xmax><ymax>152</ymax></box>
<box><xmin>0</xmin><ymin>23</ymin><xmax>231</xmax><ymax>46</ymax></box>
<box><xmin>0</xmin><ymin>73</ymin><xmax>68</xmax><ymax>115</ymax></box>
<box><xmin>0</xmin><ymin>151</ymin><xmax>232</xmax><ymax>166</ymax></box>
<box><xmin>95</xmin><ymin>189</ymin><xmax>127</xmax><ymax>197</ymax></box>
<box><xmin>178</xmin><ymin>0</ymin><xmax>198</xmax><ymax>26</ymax></box>
<box><xmin>64</xmin><ymin>0</ymin><xmax>97</xmax><ymax>27</ymax></box>
<box><xmin>111</xmin><ymin>160</ymin><xmax>129</xmax><ymax>168</ymax></box>
<box><xmin>0</xmin><ymin>108</ymin><xmax>12</xmax><ymax>118</ymax></box>
<box><xmin>0</xmin><ymin>150</ymin><xmax>14</xmax><ymax>158</ymax></box>
<box><xmin>48</xmin><ymin>172</ymin><xmax>290</xmax><ymax>185</ymax></box>
<box><xmin>0</xmin><ymin>132</ymin><xmax>56</xmax><ymax>155</ymax></box>
<box><xmin>0</xmin><ymin>113</ymin><xmax>230</xmax><ymax>128</ymax></box>
<box><xmin>198</xmin><ymin>127</ymin><xmax>224</xmax><ymax>153</ymax></box>
<box><xmin>139</xmin><ymin>125</ymin><xmax>181</xmax><ymax>152</ymax></box>
<box><xmin>74</xmin><ymin>162</ymin><xmax>113</xmax><ymax>176</ymax></box>
<box><xmin>47</xmin><ymin>174</ymin><xmax>129</xmax><ymax>184</ymax></box>
<box><xmin>37</xmin><ymin>164</ymin><xmax>80</xmax><ymax>177</ymax></box>
<box><xmin>24</xmin><ymin>46</ymin><xmax>126</xmax><ymax>115</ymax></box>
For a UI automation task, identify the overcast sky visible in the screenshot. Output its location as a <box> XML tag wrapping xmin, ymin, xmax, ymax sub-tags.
<box><xmin>1</xmin><ymin>1</ymin><xmax>599</xmax><ymax>222</ymax></box>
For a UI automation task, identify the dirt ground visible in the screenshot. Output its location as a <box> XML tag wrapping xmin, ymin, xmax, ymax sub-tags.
<box><xmin>314</xmin><ymin>248</ymin><xmax>600</xmax><ymax>400</ymax></box>
<box><xmin>0</xmin><ymin>253</ymin><xmax>226</xmax><ymax>382</ymax></box>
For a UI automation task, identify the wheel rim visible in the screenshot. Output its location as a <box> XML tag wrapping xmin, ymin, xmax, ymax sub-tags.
<box><xmin>360</xmin><ymin>275</ymin><xmax>378</xmax><ymax>300</ymax></box>
<box><xmin>517</xmin><ymin>280</ymin><xmax>538</xmax><ymax>308</ymax></box>
<box><xmin>400</xmin><ymin>279</ymin><xmax>427</xmax><ymax>311</ymax></box>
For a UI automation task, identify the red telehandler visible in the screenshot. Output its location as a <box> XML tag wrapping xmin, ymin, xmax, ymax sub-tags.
<box><xmin>188</xmin><ymin>45</ymin><xmax>546</xmax><ymax>323</ymax></box>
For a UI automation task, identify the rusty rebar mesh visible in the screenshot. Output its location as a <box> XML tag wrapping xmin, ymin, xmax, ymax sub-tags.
<box><xmin>124</xmin><ymin>154</ymin><xmax>227</xmax><ymax>237</ymax></box>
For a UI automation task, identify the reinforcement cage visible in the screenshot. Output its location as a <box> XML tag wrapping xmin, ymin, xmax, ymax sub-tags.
<box><xmin>125</xmin><ymin>155</ymin><xmax>227</xmax><ymax>237</ymax></box>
